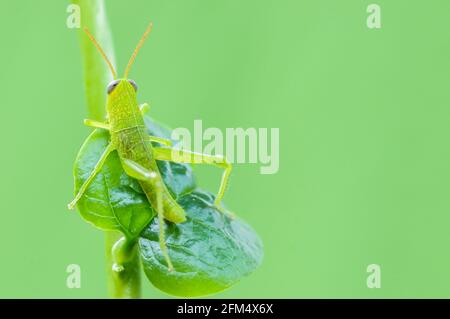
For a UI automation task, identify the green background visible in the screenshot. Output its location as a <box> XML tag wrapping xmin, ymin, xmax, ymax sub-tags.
<box><xmin>1</xmin><ymin>0</ymin><xmax>450</xmax><ymax>298</ymax></box>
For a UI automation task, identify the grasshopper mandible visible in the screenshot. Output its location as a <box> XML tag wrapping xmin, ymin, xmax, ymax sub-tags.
<box><xmin>68</xmin><ymin>23</ymin><xmax>232</xmax><ymax>271</ymax></box>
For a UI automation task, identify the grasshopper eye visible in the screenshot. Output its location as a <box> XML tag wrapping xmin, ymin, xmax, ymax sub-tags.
<box><xmin>107</xmin><ymin>80</ymin><xmax>120</xmax><ymax>94</ymax></box>
<box><xmin>128</xmin><ymin>79</ymin><xmax>138</xmax><ymax>92</ymax></box>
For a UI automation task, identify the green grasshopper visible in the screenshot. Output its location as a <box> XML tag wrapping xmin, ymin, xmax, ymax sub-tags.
<box><xmin>68</xmin><ymin>23</ymin><xmax>232</xmax><ymax>271</ymax></box>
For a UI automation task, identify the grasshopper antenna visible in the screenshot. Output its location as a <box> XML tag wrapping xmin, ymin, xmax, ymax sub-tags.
<box><xmin>84</xmin><ymin>27</ymin><xmax>117</xmax><ymax>79</ymax></box>
<box><xmin>124</xmin><ymin>22</ymin><xmax>153</xmax><ymax>78</ymax></box>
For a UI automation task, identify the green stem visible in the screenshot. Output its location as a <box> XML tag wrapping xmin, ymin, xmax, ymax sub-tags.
<box><xmin>106</xmin><ymin>233</ymin><xmax>141</xmax><ymax>298</ymax></box>
<box><xmin>72</xmin><ymin>0</ymin><xmax>141</xmax><ymax>298</ymax></box>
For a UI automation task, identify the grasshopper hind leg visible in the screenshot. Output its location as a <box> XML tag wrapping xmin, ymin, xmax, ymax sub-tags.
<box><xmin>152</xmin><ymin>147</ymin><xmax>234</xmax><ymax>217</ymax></box>
<box><xmin>155</xmin><ymin>180</ymin><xmax>174</xmax><ymax>271</ymax></box>
<box><xmin>121</xmin><ymin>158</ymin><xmax>174</xmax><ymax>271</ymax></box>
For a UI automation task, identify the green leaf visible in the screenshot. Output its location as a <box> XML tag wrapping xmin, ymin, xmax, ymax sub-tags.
<box><xmin>72</xmin><ymin>117</ymin><xmax>196</xmax><ymax>238</ymax></box>
<box><xmin>73</xmin><ymin>129</ymin><xmax>153</xmax><ymax>238</ymax></box>
<box><xmin>139</xmin><ymin>189</ymin><xmax>264</xmax><ymax>297</ymax></box>
<box><xmin>73</xmin><ymin>116</ymin><xmax>263</xmax><ymax>296</ymax></box>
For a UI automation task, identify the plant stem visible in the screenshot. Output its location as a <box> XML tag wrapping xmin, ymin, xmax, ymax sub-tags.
<box><xmin>105</xmin><ymin>233</ymin><xmax>141</xmax><ymax>298</ymax></box>
<box><xmin>72</xmin><ymin>0</ymin><xmax>142</xmax><ymax>298</ymax></box>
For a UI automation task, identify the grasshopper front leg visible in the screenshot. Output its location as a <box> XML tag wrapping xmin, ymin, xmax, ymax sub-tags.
<box><xmin>121</xmin><ymin>158</ymin><xmax>174</xmax><ymax>272</ymax></box>
<box><xmin>68</xmin><ymin>142</ymin><xmax>115</xmax><ymax>209</ymax></box>
<box><xmin>139</xmin><ymin>103</ymin><xmax>150</xmax><ymax>115</ymax></box>
<box><xmin>153</xmin><ymin>147</ymin><xmax>232</xmax><ymax>209</ymax></box>
<box><xmin>84</xmin><ymin>119</ymin><xmax>111</xmax><ymax>130</ymax></box>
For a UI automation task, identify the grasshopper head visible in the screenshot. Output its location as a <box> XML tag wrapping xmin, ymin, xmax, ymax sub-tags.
<box><xmin>106</xmin><ymin>78</ymin><xmax>138</xmax><ymax>95</ymax></box>
<box><xmin>105</xmin><ymin>79</ymin><xmax>138</xmax><ymax>115</ymax></box>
